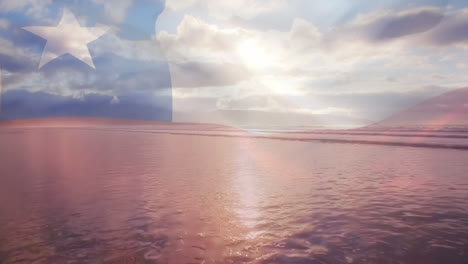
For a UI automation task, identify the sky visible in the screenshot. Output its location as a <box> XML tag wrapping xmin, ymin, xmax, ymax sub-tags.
<box><xmin>1</xmin><ymin>0</ymin><xmax>468</xmax><ymax>127</ymax></box>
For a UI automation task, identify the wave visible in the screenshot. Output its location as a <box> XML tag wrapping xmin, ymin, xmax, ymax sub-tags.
<box><xmin>3</xmin><ymin>126</ymin><xmax>468</xmax><ymax>150</ymax></box>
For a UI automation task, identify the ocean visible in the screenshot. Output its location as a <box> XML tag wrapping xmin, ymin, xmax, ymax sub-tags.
<box><xmin>1</xmin><ymin>126</ymin><xmax>468</xmax><ymax>263</ymax></box>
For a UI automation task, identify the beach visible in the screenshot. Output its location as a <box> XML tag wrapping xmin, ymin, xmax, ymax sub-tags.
<box><xmin>1</xmin><ymin>120</ymin><xmax>468</xmax><ymax>263</ymax></box>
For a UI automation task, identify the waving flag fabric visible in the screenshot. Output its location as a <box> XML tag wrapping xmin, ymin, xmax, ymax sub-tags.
<box><xmin>0</xmin><ymin>0</ymin><xmax>172</xmax><ymax>121</ymax></box>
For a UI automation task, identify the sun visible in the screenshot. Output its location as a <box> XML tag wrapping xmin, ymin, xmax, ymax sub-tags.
<box><xmin>236</xmin><ymin>39</ymin><xmax>271</xmax><ymax>70</ymax></box>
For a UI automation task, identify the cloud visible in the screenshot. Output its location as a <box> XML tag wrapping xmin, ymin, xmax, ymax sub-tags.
<box><xmin>334</xmin><ymin>6</ymin><xmax>468</xmax><ymax>47</ymax></box>
<box><xmin>0</xmin><ymin>19</ymin><xmax>10</xmax><ymax>29</ymax></box>
<box><xmin>165</xmin><ymin>0</ymin><xmax>285</xmax><ymax>20</ymax></box>
<box><xmin>424</xmin><ymin>8</ymin><xmax>468</xmax><ymax>46</ymax></box>
<box><xmin>90</xmin><ymin>0</ymin><xmax>134</xmax><ymax>23</ymax></box>
<box><xmin>157</xmin><ymin>15</ymin><xmax>244</xmax><ymax>61</ymax></box>
<box><xmin>160</xmin><ymin>8</ymin><xmax>456</xmax><ymax>90</ymax></box>
<box><xmin>110</xmin><ymin>95</ymin><xmax>120</xmax><ymax>105</ymax></box>
<box><xmin>170</xmin><ymin>61</ymin><xmax>251</xmax><ymax>88</ymax></box>
<box><xmin>1</xmin><ymin>89</ymin><xmax>171</xmax><ymax>121</ymax></box>
<box><xmin>158</xmin><ymin>6</ymin><xmax>468</xmax><ymax>81</ymax></box>
<box><xmin>217</xmin><ymin>94</ymin><xmax>353</xmax><ymax>116</ymax></box>
<box><xmin>0</xmin><ymin>38</ymin><xmax>39</xmax><ymax>72</ymax></box>
<box><xmin>156</xmin><ymin>5</ymin><xmax>468</xmax><ymax>125</ymax></box>
<box><xmin>0</xmin><ymin>21</ymin><xmax>172</xmax><ymax>96</ymax></box>
<box><xmin>165</xmin><ymin>0</ymin><xmax>197</xmax><ymax>10</ymax></box>
<box><xmin>362</xmin><ymin>7</ymin><xmax>445</xmax><ymax>41</ymax></box>
<box><xmin>3</xmin><ymin>1</ymin><xmax>468</xmax><ymax>125</ymax></box>
<box><xmin>0</xmin><ymin>0</ymin><xmax>52</xmax><ymax>13</ymax></box>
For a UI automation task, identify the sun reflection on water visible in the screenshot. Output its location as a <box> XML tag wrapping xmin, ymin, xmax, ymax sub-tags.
<box><xmin>232</xmin><ymin>140</ymin><xmax>264</xmax><ymax>240</ymax></box>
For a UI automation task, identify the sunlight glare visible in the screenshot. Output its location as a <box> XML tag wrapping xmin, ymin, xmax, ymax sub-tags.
<box><xmin>237</xmin><ymin>39</ymin><xmax>271</xmax><ymax>70</ymax></box>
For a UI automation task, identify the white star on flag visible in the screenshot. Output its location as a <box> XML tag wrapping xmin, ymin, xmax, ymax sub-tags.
<box><xmin>23</xmin><ymin>9</ymin><xmax>108</xmax><ymax>69</ymax></box>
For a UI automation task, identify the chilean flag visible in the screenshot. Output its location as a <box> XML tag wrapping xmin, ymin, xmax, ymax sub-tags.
<box><xmin>0</xmin><ymin>0</ymin><xmax>172</xmax><ymax>121</ymax></box>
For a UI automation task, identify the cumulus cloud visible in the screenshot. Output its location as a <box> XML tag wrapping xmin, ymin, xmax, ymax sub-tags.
<box><xmin>157</xmin><ymin>15</ymin><xmax>244</xmax><ymax>61</ymax></box>
<box><xmin>156</xmin><ymin>4</ymin><xmax>468</xmax><ymax>125</ymax></box>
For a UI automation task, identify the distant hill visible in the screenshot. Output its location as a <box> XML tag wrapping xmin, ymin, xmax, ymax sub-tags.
<box><xmin>174</xmin><ymin>110</ymin><xmax>371</xmax><ymax>130</ymax></box>
<box><xmin>371</xmin><ymin>87</ymin><xmax>468</xmax><ymax>129</ymax></box>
